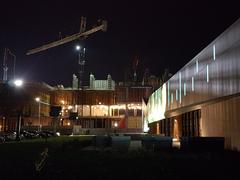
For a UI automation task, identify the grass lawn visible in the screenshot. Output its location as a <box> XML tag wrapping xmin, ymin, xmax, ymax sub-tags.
<box><xmin>0</xmin><ymin>136</ymin><xmax>93</xmax><ymax>179</ymax></box>
<box><xmin>0</xmin><ymin>136</ymin><xmax>240</xmax><ymax>180</ymax></box>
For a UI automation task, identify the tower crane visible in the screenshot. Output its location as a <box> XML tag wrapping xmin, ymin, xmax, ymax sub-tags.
<box><xmin>26</xmin><ymin>17</ymin><xmax>107</xmax><ymax>90</ymax></box>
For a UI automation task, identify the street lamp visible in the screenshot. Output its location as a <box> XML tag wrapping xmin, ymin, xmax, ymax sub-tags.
<box><xmin>14</xmin><ymin>79</ymin><xmax>23</xmax><ymax>87</ymax></box>
<box><xmin>35</xmin><ymin>97</ymin><xmax>50</xmax><ymax>131</ymax></box>
<box><xmin>75</xmin><ymin>45</ymin><xmax>81</xmax><ymax>51</ymax></box>
<box><xmin>114</xmin><ymin>122</ymin><xmax>118</xmax><ymax>134</ymax></box>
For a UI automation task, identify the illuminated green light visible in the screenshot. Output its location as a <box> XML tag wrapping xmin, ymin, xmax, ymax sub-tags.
<box><xmin>146</xmin><ymin>83</ymin><xmax>167</xmax><ymax>123</ymax></box>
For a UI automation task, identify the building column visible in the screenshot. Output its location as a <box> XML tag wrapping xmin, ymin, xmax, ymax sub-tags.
<box><xmin>90</xmin><ymin>105</ymin><xmax>92</xmax><ymax>116</ymax></box>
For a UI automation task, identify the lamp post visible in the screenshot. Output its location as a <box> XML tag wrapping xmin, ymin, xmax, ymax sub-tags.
<box><xmin>35</xmin><ymin>97</ymin><xmax>50</xmax><ymax>131</ymax></box>
<box><xmin>35</xmin><ymin>97</ymin><xmax>41</xmax><ymax>131</ymax></box>
<box><xmin>13</xmin><ymin>79</ymin><xmax>24</xmax><ymax>141</ymax></box>
<box><xmin>0</xmin><ymin>79</ymin><xmax>25</xmax><ymax>138</ymax></box>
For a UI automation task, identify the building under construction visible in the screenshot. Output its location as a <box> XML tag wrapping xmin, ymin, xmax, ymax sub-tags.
<box><xmin>0</xmin><ymin>73</ymin><xmax>153</xmax><ymax>134</ymax></box>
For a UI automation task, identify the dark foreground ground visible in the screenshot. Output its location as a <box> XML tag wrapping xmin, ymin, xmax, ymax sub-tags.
<box><xmin>0</xmin><ymin>136</ymin><xmax>239</xmax><ymax>180</ymax></box>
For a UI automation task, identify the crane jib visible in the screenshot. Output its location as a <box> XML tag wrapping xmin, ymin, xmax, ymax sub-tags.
<box><xmin>26</xmin><ymin>21</ymin><xmax>107</xmax><ymax>55</ymax></box>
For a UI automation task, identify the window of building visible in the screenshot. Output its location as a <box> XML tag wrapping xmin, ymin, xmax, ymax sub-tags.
<box><xmin>128</xmin><ymin>109</ymin><xmax>134</xmax><ymax>116</ymax></box>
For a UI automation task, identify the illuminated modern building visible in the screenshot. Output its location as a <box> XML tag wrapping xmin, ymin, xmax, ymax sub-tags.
<box><xmin>144</xmin><ymin>18</ymin><xmax>240</xmax><ymax>150</ymax></box>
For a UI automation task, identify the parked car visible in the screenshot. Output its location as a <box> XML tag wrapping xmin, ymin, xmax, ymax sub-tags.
<box><xmin>20</xmin><ymin>130</ymin><xmax>38</xmax><ymax>139</ymax></box>
<box><xmin>4</xmin><ymin>131</ymin><xmax>17</xmax><ymax>141</ymax></box>
<box><xmin>38</xmin><ymin>130</ymin><xmax>61</xmax><ymax>137</ymax></box>
<box><xmin>27</xmin><ymin>130</ymin><xmax>40</xmax><ymax>138</ymax></box>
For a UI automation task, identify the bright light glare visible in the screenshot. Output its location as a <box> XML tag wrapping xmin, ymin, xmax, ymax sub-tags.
<box><xmin>35</xmin><ymin>97</ymin><xmax>40</xmax><ymax>102</ymax></box>
<box><xmin>143</xmin><ymin>121</ymin><xmax>149</xmax><ymax>132</ymax></box>
<box><xmin>76</xmin><ymin>45</ymin><xmax>81</xmax><ymax>50</ymax></box>
<box><xmin>56</xmin><ymin>132</ymin><xmax>60</xmax><ymax>136</ymax></box>
<box><xmin>68</xmin><ymin>106</ymin><xmax>73</xmax><ymax>110</ymax></box>
<box><xmin>114</xmin><ymin>122</ymin><xmax>118</xmax><ymax>128</ymax></box>
<box><xmin>147</xmin><ymin>83</ymin><xmax>167</xmax><ymax>123</ymax></box>
<box><xmin>14</xmin><ymin>79</ymin><xmax>23</xmax><ymax>87</ymax></box>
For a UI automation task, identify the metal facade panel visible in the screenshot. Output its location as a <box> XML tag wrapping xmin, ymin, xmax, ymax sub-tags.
<box><xmin>165</xmin><ymin>18</ymin><xmax>240</xmax><ymax>112</ymax></box>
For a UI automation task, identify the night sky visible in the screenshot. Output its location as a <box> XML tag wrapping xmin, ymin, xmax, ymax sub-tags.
<box><xmin>0</xmin><ymin>0</ymin><xmax>239</xmax><ymax>87</ymax></box>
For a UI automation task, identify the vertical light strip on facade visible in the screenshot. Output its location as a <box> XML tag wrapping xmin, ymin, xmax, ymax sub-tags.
<box><xmin>176</xmin><ymin>89</ymin><xmax>178</xmax><ymax>101</ymax></box>
<box><xmin>179</xmin><ymin>72</ymin><xmax>182</xmax><ymax>103</ymax></box>
<box><xmin>196</xmin><ymin>60</ymin><xmax>199</xmax><ymax>73</ymax></box>
<box><xmin>192</xmin><ymin>76</ymin><xmax>194</xmax><ymax>91</ymax></box>
<box><xmin>184</xmin><ymin>82</ymin><xmax>186</xmax><ymax>96</ymax></box>
<box><xmin>213</xmin><ymin>44</ymin><xmax>216</xmax><ymax>60</ymax></box>
<box><xmin>168</xmin><ymin>82</ymin><xmax>170</xmax><ymax>107</ymax></box>
<box><xmin>171</xmin><ymin>93</ymin><xmax>173</xmax><ymax>103</ymax></box>
<box><xmin>207</xmin><ymin>64</ymin><xmax>209</xmax><ymax>83</ymax></box>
